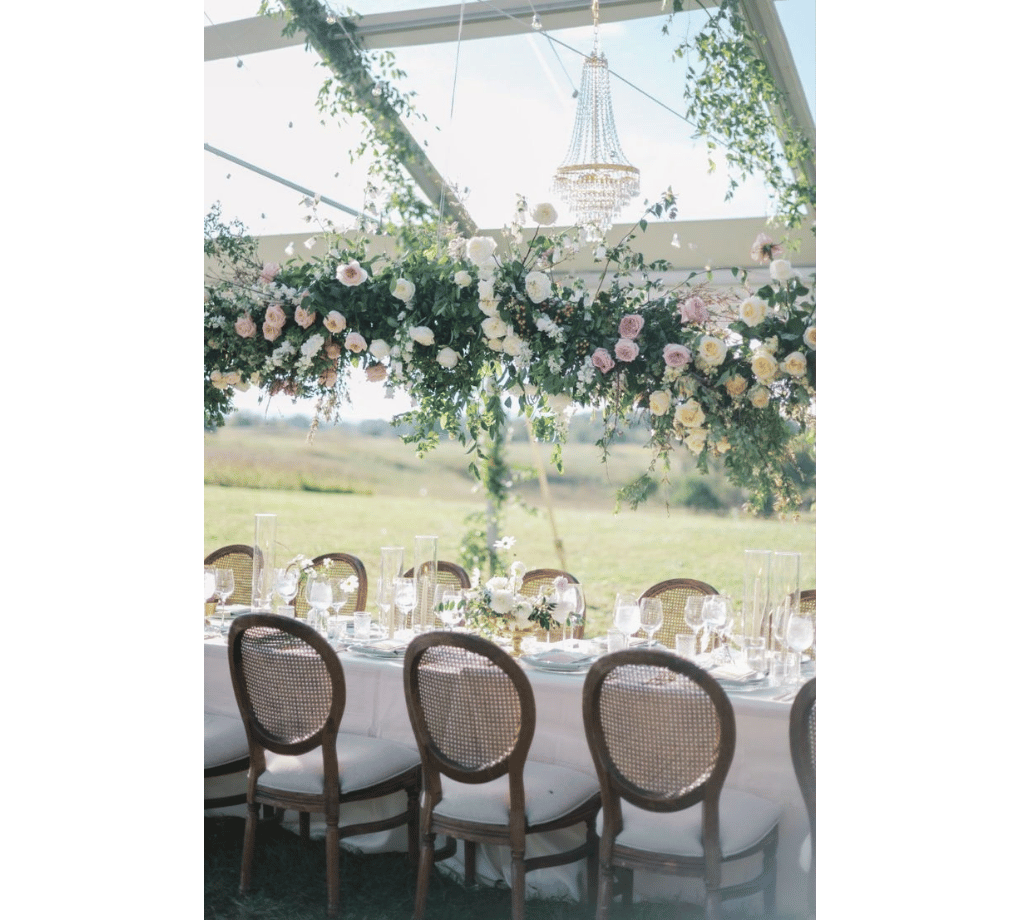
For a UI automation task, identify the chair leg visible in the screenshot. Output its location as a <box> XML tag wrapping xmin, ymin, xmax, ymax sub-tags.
<box><xmin>239</xmin><ymin>801</ymin><xmax>259</xmax><ymax>897</ymax></box>
<box><xmin>464</xmin><ymin>840</ymin><xmax>476</xmax><ymax>886</ymax></box>
<box><xmin>413</xmin><ymin>831</ymin><xmax>436</xmax><ymax>920</ymax></box>
<box><xmin>299</xmin><ymin>811</ymin><xmax>310</xmax><ymax>840</ymax></box>
<box><xmin>621</xmin><ymin>867</ymin><xmax>634</xmax><ymax>907</ymax></box>
<box><xmin>585</xmin><ymin>817</ymin><xmax>599</xmax><ymax>906</ymax></box>
<box><xmin>510</xmin><ymin>846</ymin><xmax>526</xmax><ymax>920</ymax></box>
<box><xmin>595</xmin><ymin>865</ymin><xmax>614</xmax><ymax>920</ymax></box>
<box><xmin>406</xmin><ymin>787</ymin><xmax>419</xmax><ymax>866</ymax></box>
<box><xmin>325</xmin><ymin>816</ymin><xmax>341</xmax><ymax>919</ymax></box>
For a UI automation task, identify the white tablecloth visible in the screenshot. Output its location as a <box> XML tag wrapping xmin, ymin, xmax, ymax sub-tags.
<box><xmin>205</xmin><ymin>638</ymin><xmax>811</xmax><ymax>916</ymax></box>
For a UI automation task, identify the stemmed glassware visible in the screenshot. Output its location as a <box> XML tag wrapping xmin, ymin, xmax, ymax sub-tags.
<box><xmin>328</xmin><ymin>576</ymin><xmax>350</xmax><ymax>618</ymax></box>
<box><xmin>393</xmin><ymin>577</ymin><xmax>416</xmax><ymax>634</ymax></box>
<box><xmin>638</xmin><ymin>597</ymin><xmax>664</xmax><ymax>646</ymax></box>
<box><xmin>214</xmin><ymin>568</ymin><xmax>235</xmax><ymax>633</ymax></box>
<box><xmin>305</xmin><ymin>574</ymin><xmax>333</xmax><ymax>634</ymax></box>
<box><xmin>702</xmin><ymin>595</ymin><xmax>734</xmax><ymax>663</ymax></box>
<box><xmin>784</xmin><ymin>613</ymin><xmax>814</xmax><ymax>684</ymax></box>
<box><xmin>204</xmin><ymin>566</ymin><xmax>218</xmax><ymax>636</ymax></box>
<box><xmin>273</xmin><ymin>566</ymin><xmax>299</xmax><ymax>612</ymax></box>
<box><xmin>613</xmin><ymin>592</ymin><xmax>641</xmax><ymax>646</ymax></box>
<box><xmin>434</xmin><ymin>586</ymin><xmax>465</xmax><ymax>631</ymax></box>
<box><xmin>683</xmin><ymin>595</ymin><xmax>706</xmax><ymax>654</ymax></box>
<box><xmin>557</xmin><ymin>583</ymin><xmax>584</xmax><ymax>643</ymax></box>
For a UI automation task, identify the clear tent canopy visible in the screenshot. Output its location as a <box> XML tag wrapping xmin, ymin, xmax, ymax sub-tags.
<box><xmin>205</xmin><ymin>0</ymin><xmax>815</xmax><ymax>416</ymax></box>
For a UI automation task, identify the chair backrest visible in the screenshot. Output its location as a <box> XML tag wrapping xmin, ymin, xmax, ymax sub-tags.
<box><xmin>582</xmin><ymin>649</ymin><xmax>735</xmax><ymax>879</ymax></box>
<box><xmin>789</xmin><ymin>677</ymin><xmax>816</xmax><ymax>854</ymax></box>
<box><xmin>227</xmin><ymin>614</ymin><xmax>346</xmax><ymax>778</ymax></box>
<box><xmin>294</xmin><ymin>552</ymin><xmax>368</xmax><ymax>620</ymax></box>
<box><xmin>402</xmin><ymin>561</ymin><xmax>472</xmax><ymax>629</ymax></box>
<box><xmin>639</xmin><ymin>578</ymin><xmax>718</xmax><ymax>649</ymax></box>
<box><xmin>205</xmin><ymin>544</ymin><xmax>255</xmax><ymax>613</ymax></box>
<box><xmin>519</xmin><ymin>568</ymin><xmax>585</xmax><ymax>639</ymax></box>
<box><xmin>797</xmin><ymin>589</ymin><xmax>816</xmax><ymax>661</ymax></box>
<box><xmin>404</xmin><ymin>632</ymin><xmax>535</xmax><ymax>791</ymax></box>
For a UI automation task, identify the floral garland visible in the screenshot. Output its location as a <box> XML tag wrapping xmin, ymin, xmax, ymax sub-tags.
<box><xmin>204</xmin><ymin>196</ymin><xmax>815</xmax><ymax>512</ymax></box>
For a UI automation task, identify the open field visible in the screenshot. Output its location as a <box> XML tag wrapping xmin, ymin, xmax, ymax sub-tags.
<box><xmin>205</xmin><ymin>422</ymin><xmax>815</xmax><ymax>636</ymax></box>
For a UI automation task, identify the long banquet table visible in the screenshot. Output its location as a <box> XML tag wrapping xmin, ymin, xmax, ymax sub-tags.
<box><xmin>205</xmin><ymin>635</ymin><xmax>811</xmax><ymax>917</ymax></box>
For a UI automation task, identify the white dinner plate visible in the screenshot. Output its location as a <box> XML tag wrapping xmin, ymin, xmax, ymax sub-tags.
<box><xmin>348</xmin><ymin>639</ymin><xmax>408</xmax><ymax>659</ymax></box>
<box><xmin>520</xmin><ymin>650</ymin><xmax>596</xmax><ymax>673</ymax></box>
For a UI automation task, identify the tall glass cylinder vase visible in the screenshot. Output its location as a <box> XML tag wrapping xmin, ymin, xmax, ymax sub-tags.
<box><xmin>412</xmin><ymin>535</ymin><xmax>438</xmax><ymax>633</ymax></box>
<box><xmin>251</xmin><ymin>513</ymin><xmax>277</xmax><ymax>612</ymax></box>
<box><xmin>770</xmin><ymin>551</ymin><xmax>801</xmax><ymax>656</ymax></box>
<box><xmin>378</xmin><ymin>546</ymin><xmax>405</xmax><ymax>639</ymax></box>
<box><xmin>742</xmin><ymin>550</ymin><xmax>772</xmax><ymax>645</ymax></box>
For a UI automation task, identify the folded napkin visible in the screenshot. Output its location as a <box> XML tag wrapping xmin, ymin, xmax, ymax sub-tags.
<box><xmin>711</xmin><ymin>662</ymin><xmax>760</xmax><ymax>682</ymax></box>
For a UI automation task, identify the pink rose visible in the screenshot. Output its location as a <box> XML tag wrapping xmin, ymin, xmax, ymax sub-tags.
<box><xmin>262</xmin><ymin>323</ymin><xmax>283</xmax><ymax>342</ymax></box>
<box><xmin>319</xmin><ymin>367</ymin><xmax>338</xmax><ymax>387</ymax></box>
<box><xmin>260</xmin><ymin>262</ymin><xmax>280</xmax><ymax>284</ymax></box>
<box><xmin>234</xmin><ymin>313</ymin><xmax>256</xmax><ymax>338</ymax></box>
<box><xmin>345</xmin><ymin>331</ymin><xmax>367</xmax><ymax>353</ymax></box>
<box><xmin>619</xmin><ymin>313</ymin><xmax>644</xmax><ymax>339</ymax></box>
<box><xmin>295</xmin><ymin>306</ymin><xmax>317</xmax><ymax>329</ymax></box>
<box><xmin>324</xmin><ymin>342</ymin><xmax>342</xmax><ymax>360</ymax></box>
<box><xmin>336</xmin><ymin>260</ymin><xmax>368</xmax><ymax>287</ymax></box>
<box><xmin>614</xmin><ymin>338</ymin><xmax>639</xmax><ymax>362</ymax></box>
<box><xmin>265</xmin><ymin>303</ymin><xmax>287</xmax><ymax>328</ymax></box>
<box><xmin>323</xmin><ymin>311</ymin><xmax>347</xmax><ymax>334</ymax></box>
<box><xmin>680</xmin><ymin>296</ymin><xmax>709</xmax><ymax>324</ymax></box>
<box><xmin>663</xmin><ymin>343</ymin><xmax>692</xmax><ymax>368</ymax></box>
<box><xmin>590</xmin><ymin>348</ymin><xmax>615</xmax><ymax>374</ymax></box>
<box><xmin>365</xmin><ymin>363</ymin><xmax>388</xmax><ymax>383</ymax></box>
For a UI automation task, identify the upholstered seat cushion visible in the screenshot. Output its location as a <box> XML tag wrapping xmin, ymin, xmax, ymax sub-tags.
<box><xmin>597</xmin><ymin>789</ymin><xmax>780</xmax><ymax>858</ymax></box>
<box><xmin>205</xmin><ymin>713</ymin><xmax>249</xmax><ymax>771</ymax></box>
<box><xmin>433</xmin><ymin>761</ymin><xmax>600</xmax><ymax>827</ymax></box>
<box><xmin>259</xmin><ymin>732</ymin><xmax>420</xmax><ymax>796</ymax></box>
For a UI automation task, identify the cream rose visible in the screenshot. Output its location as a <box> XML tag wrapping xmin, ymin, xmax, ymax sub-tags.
<box><xmin>262</xmin><ymin>323</ymin><xmax>283</xmax><ymax>343</ymax></box>
<box><xmin>369</xmin><ymin>338</ymin><xmax>391</xmax><ymax>360</ymax></box>
<box><xmin>749</xmin><ymin>385</ymin><xmax>770</xmax><ymax>408</ymax></box>
<box><xmin>234</xmin><ymin>314</ymin><xmax>256</xmax><ymax>338</ymax></box>
<box><xmin>648</xmin><ymin>390</ymin><xmax>671</xmax><ymax>417</ymax></box>
<box><xmin>479</xmin><ymin>298</ymin><xmax>501</xmax><ymax>318</ymax></box>
<box><xmin>466</xmin><ymin>236</ymin><xmax>497</xmax><ymax>267</ymax></box>
<box><xmin>323</xmin><ymin>311</ymin><xmax>347</xmax><ymax>334</ymax></box>
<box><xmin>751</xmin><ymin>349</ymin><xmax>779</xmax><ymax>382</ymax></box>
<box><xmin>344</xmin><ymin>331</ymin><xmax>367</xmax><ymax>353</ymax></box>
<box><xmin>770</xmin><ymin>259</ymin><xmax>795</xmax><ymax>283</ymax></box>
<box><xmin>477</xmin><ymin>278</ymin><xmax>495</xmax><ymax>301</ymax></box>
<box><xmin>685</xmin><ymin>428</ymin><xmax>709</xmax><ymax>454</ymax></box>
<box><xmin>437</xmin><ymin>347</ymin><xmax>459</xmax><ymax>369</ymax></box>
<box><xmin>781</xmin><ymin>351</ymin><xmax>808</xmax><ymax>377</ymax></box>
<box><xmin>804</xmin><ymin>326</ymin><xmax>817</xmax><ymax>350</ymax></box>
<box><xmin>676</xmin><ymin>398</ymin><xmax>706</xmax><ymax>428</ymax></box>
<box><xmin>365</xmin><ymin>363</ymin><xmax>387</xmax><ymax>383</ymax></box>
<box><xmin>524</xmin><ymin>270</ymin><xmax>552</xmax><ymax>304</ymax></box>
<box><xmin>392</xmin><ymin>278</ymin><xmax>416</xmax><ymax>302</ymax></box>
<box><xmin>725</xmin><ymin>374</ymin><xmax>749</xmax><ymax>397</ymax></box>
<box><xmin>501</xmin><ymin>334</ymin><xmax>525</xmax><ymax>357</ymax></box>
<box><xmin>336</xmin><ymin>259</ymin><xmax>369</xmax><ymax>286</ymax></box>
<box><xmin>409</xmin><ymin>326</ymin><xmax>435</xmax><ymax>346</ymax></box>
<box><xmin>530</xmin><ymin>202</ymin><xmax>558</xmax><ymax>225</ymax></box>
<box><xmin>739</xmin><ymin>296</ymin><xmax>768</xmax><ymax>327</ymax></box>
<box><xmin>698</xmin><ymin>336</ymin><xmax>727</xmax><ymax>367</ymax></box>
<box><xmin>454</xmin><ymin>270</ymin><xmax>473</xmax><ymax>288</ymax></box>
<box><xmin>481</xmin><ymin>316</ymin><xmax>508</xmax><ymax>339</ymax></box>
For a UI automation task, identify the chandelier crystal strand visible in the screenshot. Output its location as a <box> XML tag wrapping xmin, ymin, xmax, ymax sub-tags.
<box><xmin>553</xmin><ymin>0</ymin><xmax>639</xmax><ymax>241</ymax></box>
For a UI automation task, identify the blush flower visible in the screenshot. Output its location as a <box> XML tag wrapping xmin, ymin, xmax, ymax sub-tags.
<box><xmin>365</xmin><ymin>364</ymin><xmax>388</xmax><ymax>383</ymax></box>
<box><xmin>663</xmin><ymin>343</ymin><xmax>692</xmax><ymax>368</ymax></box>
<box><xmin>324</xmin><ymin>342</ymin><xmax>342</xmax><ymax>360</ymax></box>
<box><xmin>234</xmin><ymin>314</ymin><xmax>256</xmax><ymax>338</ymax></box>
<box><xmin>262</xmin><ymin>323</ymin><xmax>283</xmax><ymax>342</ymax></box>
<box><xmin>259</xmin><ymin>262</ymin><xmax>280</xmax><ymax>284</ymax></box>
<box><xmin>294</xmin><ymin>305</ymin><xmax>317</xmax><ymax>329</ymax></box>
<box><xmin>614</xmin><ymin>338</ymin><xmax>640</xmax><ymax>362</ymax></box>
<box><xmin>323</xmin><ymin>311</ymin><xmax>347</xmax><ymax>334</ymax></box>
<box><xmin>680</xmin><ymin>296</ymin><xmax>709</xmax><ymax>324</ymax></box>
<box><xmin>336</xmin><ymin>259</ymin><xmax>368</xmax><ymax>286</ymax></box>
<box><xmin>344</xmin><ymin>331</ymin><xmax>367</xmax><ymax>353</ymax></box>
<box><xmin>619</xmin><ymin>314</ymin><xmax>644</xmax><ymax>339</ymax></box>
<box><xmin>319</xmin><ymin>367</ymin><xmax>338</xmax><ymax>387</ymax></box>
<box><xmin>265</xmin><ymin>303</ymin><xmax>287</xmax><ymax>328</ymax></box>
<box><xmin>590</xmin><ymin>348</ymin><xmax>615</xmax><ymax>374</ymax></box>
<box><xmin>750</xmin><ymin>233</ymin><xmax>783</xmax><ymax>265</ymax></box>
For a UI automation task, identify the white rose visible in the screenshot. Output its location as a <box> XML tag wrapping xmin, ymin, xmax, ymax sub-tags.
<box><xmin>648</xmin><ymin>390</ymin><xmax>672</xmax><ymax>417</ymax></box>
<box><xmin>479</xmin><ymin>298</ymin><xmax>500</xmax><ymax>318</ymax></box>
<box><xmin>770</xmin><ymin>259</ymin><xmax>795</xmax><ymax>283</ymax></box>
<box><xmin>739</xmin><ymin>296</ymin><xmax>768</xmax><ymax>326</ymax></box>
<box><xmin>409</xmin><ymin>326</ymin><xmax>435</xmax><ymax>346</ymax></box>
<box><xmin>501</xmin><ymin>334</ymin><xmax>524</xmax><ymax>357</ymax></box>
<box><xmin>488</xmin><ymin>588</ymin><xmax>516</xmax><ymax>615</ymax></box>
<box><xmin>685</xmin><ymin>427</ymin><xmax>709</xmax><ymax>454</ymax></box>
<box><xmin>530</xmin><ymin>202</ymin><xmax>558</xmax><ymax>225</ymax></box>
<box><xmin>804</xmin><ymin>326</ymin><xmax>817</xmax><ymax>350</ymax></box>
<box><xmin>369</xmin><ymin>339</ymin><xmax>390</xmax><ymax>360</ymax></box>
<box><xmin>524</xmin><ymin>270</ymin><xmax>552</xmax><ymax>304</ymax></box>
<box><xmin>698</xmin><ymin>336</ymin><xmax>727</xmax><ymax>367</ymax></box>
<box><xmin>676</xmin><ymin>398</ymin><xmax>706</xmax><ymax>428</ymax></box>
<box><xmin>466</xmin><ymin>236</ymin><xmax>497</xmax><ymax>267</ymax></box>
<box><xmin>300</xmin><ymin>334</ymin><xmax>325</xmax><ymax>358</ymax></box>
<box><xmin>437</xmin><ymin>347</ymin><xmax>459</xmax><ymax>368</ymax></box>
<box><xmin>454</xmin><ymin>270</ymin><xmax>473</xmax><ymax>288</ymax></box>
<box><xmin>749</xmin><ymin>385</ymin><xmax>771</xmax><ymax>408</ymax></box>
<box><xmin>477</xmin><ymin>278</ymin><xmax>495</xmax><ymax>301</ymax></box>
<box><xmin>514</xmin><ymin>598</ymin><xmax>534</xmax><ymax>628</ymax></box>
<box><xmin>481</xmin><ymin>316</ymin><xmax>508</xmax><ymax>339</ymax></box>
<box><xmin>781</xmin><ymin>351</ymin><xmax>808</xmax><ymax>377</ymax></box>
<box><xmin>392</xmin><ymin>278</ymin><xmax>416</xmax><ymax>302</ymax></box>
<box><xmin>751</xmin><ymin>349</ymin><xmax>779</xmax><ymax>382</ymax></box>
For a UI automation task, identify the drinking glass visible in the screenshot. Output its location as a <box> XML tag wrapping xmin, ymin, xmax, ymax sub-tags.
<box><xmin>434</xmin><ymin>586</ymin><xmax>465</xmax><ymax>630</ymax></box>
<box><xmin>742</xmin><ymin>549</ymin><xmax>772</xmax><ymax>646</ymax></box>
<box><xmin>613</xmin><ymin>593</ymin><xmax>641</xmax><ymax>644</ymax></box>
<box><xmin>393</xmin><ymin>577</ymin><xmax>416</xmax><ymax>634</ymax></box>
<box><xmin>328</xmin><ymin>577</ymin><xmax>350</xmax><ymax>618</ymax></box>
<box><xmin>251</xmin><ymin>513</ymin><xmax>277</xmax><ymax>612</ymax></box>
<box><xmin>771</xmin><ymin>551</ymin><xmax>801</xmax><ymax>654</ymax></box>
<box><xmin>214</xmin><ymin>568</ymin><xmax>235</xmax><ymax>632</ymax></box>
<box><xmin>412</xmin><ymin>536</ymin><xmax>438</xmax><ymax>633</ymax></box>
<box><xmin>273</xmin><ymin>567</ymin><xmax>299</xmax><ymax>611</ymax></box>
<box><xmin>784</xmin><ymin>614</ymin><xmax>814</xmax><ymax>683</ymax></box>
<box><xmin>558</xmin><ymin>583</ymin><xmax>584</xmax><ymax>643</ymax></box>
<box><xmin>204</xmin><ymin>566</ymin><xmax>217</xmax><ymax>604</ymax></box>
<box><xmin>683</xmin><ymin>595</ymin><xmax>706</xmax><ymax>653</ymax></box>
<box><xmin>702</xmin><ymin>595</ymin><xmax>733</xmax><ymax>661</ymax></box>
<box><xmin>305</xmin><ymin>575</ymin><xmax>332</xmax><ymax>633</ymax></box>
<box><xmin>638</xmin><ymin>597</ymin><xmax>664</xmax><ymax>645</ymax></box>
<box><xmin>378</xmin><ymin>547</ymin><xmax>405</xmax><ymax>638</ymax></box>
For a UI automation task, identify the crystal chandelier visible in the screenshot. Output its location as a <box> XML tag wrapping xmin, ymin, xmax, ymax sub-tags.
<box><xmin>553</xmin><ymin>0</ymin><xmax>640</xmax><ymax>241</ymax></box>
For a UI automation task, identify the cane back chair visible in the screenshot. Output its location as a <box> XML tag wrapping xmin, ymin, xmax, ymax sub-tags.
<box><xmin>402</xmin><ymin>560</ymin><xmax>472</xmax><ymax>630</ymax></box>
<box><xmin>790</xmin><ymin>677</ymin><xmax>816</xmax><ymax>915</ymax></box>
<box><xmin>228</xmin><ymin>613</ymin><xmax>421</xmax><ymax>918</ymax></box>
<box><xmin>294</xmin><ymin>552</ymin><xmax>368</xmax><ymax>621</ymax></box>
<box><xmin>582</xmin><ymin>649</ymin><xmax>780</xmax><ymax>920</ymax></box>
<box><xmin>638</xmin><ymin>578</ymin><xmax>718</xmax><ymax>651</ymax></box>
<box><xmin>798</xmin><ymin>590</ymin><xmax>816</xmax><ymax>661</ymax></box>
<box><xmin>205</xmin><ymin>544</ymin><xmax>254</xmax><ymax>619</ymax></box>
<box><xmin>519</xmin><ymin>568</ymin><xmax>586</xmax><ymax>640</ymax></box>
<box><xmin>403</xmin><ymin>632</ymin><xmax>601</xmax><ymax>920</ymax></box>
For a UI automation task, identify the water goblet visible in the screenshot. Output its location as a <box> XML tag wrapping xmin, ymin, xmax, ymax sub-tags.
<box><xmin>683</xmin><ymin>595</ymin><xmax>706</xmax><ymax>653</ymax></box>
<box><xmin>638</xmin><ymin>597</ymin><xmax>664</xmax><ymax>646</ymax></box>
<box><xmin>434</xmin><ymin>586</ymin><xmax>465</xmax><ymax>631</ymax></box>
<box><xmin>784</xmin><ymin>614</ymin><xmax>814</xmax><ymax>683</ymax></box>
<box><xmin>393</xmin><ymin>577</ymin><xmax>416</xmax><ymax>634</ymax></box>
<box><xmin>703</xmin><ymin>595</ymin><xmax>734</xmax><ymax>662</ymax></box>
<box><xmin>613</xmin><ymin>592</ymin><xmax>641</xmax><ymax>645</ymax></box>
<box><xmin>214</xmin><ymin>568</ymin><xmax>235</xmax><ymax>633</ymax></box>
<box><xmin>557</xmin><ymin>583</ymin><xmax>584</xmax><ymax>643</ymax></box>
<box><xmin>328</xmin><ymin>576</ymin><xmax>350</xmax><ymax>618</ymax></box>
<box><xmin>204</xmin><ymin>566</ymin><xmax>218</xmax><ymax>636</ymax></box>
<box><xmin>274</xmin><ymin>566</ymin><xmax>299</xmax><ymax>611</ymax></box>
<box><xmin>305</xmin><ymin>574</ymin><xmax>333</xmax><ymax>633</ymax></box>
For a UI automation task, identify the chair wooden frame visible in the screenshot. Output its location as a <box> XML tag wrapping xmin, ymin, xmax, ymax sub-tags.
<box><xmin>519</xmin><ymin>568</ymin><xmax>586</xmax><ymax>639</ymax></box>
<box><xmin>293</xmin><ymin>552</ymin><xmax>368</xmax><ymax>620</ymax></box>
<box><xmin>205</xmin><ymin>544</ymin><xmax>255</xmax><ymax>612</ymax></box>
<box><xmin>401</xmin><ymin>561</ymin><xmax>472</xmax><ymax>629</ymax></box>
<box><xmin>582</xmin><ymin>649</ymin><xmax>778</xmax><ymax>920</ymax></box>
<box><xmin>403</xmin><ymin>632</ymin><xmax>600</xmax><ymax>920</ymax></box>
<box><xmin>790</xmin><ymin>676</ymin><xmax>816</xmax><ymax>915</ymax></box>
<box><xmin>228</xmin><ymin>613</ymin><xmax>420</xmax><ymax>918</ymax></box>
<box><xmin>638</xmin><ymin>578</ymin><xmax>718</xmax><ymax>650</ymax></box>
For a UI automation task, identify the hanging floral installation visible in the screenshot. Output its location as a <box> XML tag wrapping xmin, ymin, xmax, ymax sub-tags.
<box><xmin>205</xmin><ymin>194</ymin><xmax>815</xmax><ymax>513</ymax></box>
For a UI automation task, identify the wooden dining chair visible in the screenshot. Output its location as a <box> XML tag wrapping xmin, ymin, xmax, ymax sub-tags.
<box><xmin>790</xmin><ymin>677</ymin><xmax>816</xmax><ymax>916</ymax></box>
<box><xmin>582</xmin><ymin>649</ymin><xmax>780</xmax><ymax>920</ymax></box>
<box><xmin>228</xmin><ymin>613</ymin><xmax>421</xmax><ymax>918</ymax></box>
<box><xmin>519</xmin><ymin>568</ymin><xmax>586</xmax><ymax>639</ymax></box>
<box><xmin>638</xmin><ymin>578</ymin><xmax>718</xmax><ymax>650</ymax></box>
<box><xmin>402</xmin><ymin>560</ymin><xmax>472</xmax><ymax>629</ymax></box>
<box><xmin>205</xmin><ymin>544</ymin><xmax>254</xmax><ymax>618</ymax></box>
<box><xmin>294</xmin><ymin>552</ymin><xmax>368</xmax><ymax>621</ymax></box>
<box><xmin>403</xmin><ymin>632</ymin><xmax>601</xmax><ymax>920</ymax></box>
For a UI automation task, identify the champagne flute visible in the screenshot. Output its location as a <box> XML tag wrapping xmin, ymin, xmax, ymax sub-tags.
<box><xmin>683</xmin><ymin>595</ymin><xmax>706</xmax><ymax>654</ymax></box>
<box><xmin>613</xmin><ymin>592</ymin><xmax>641</xmax><ymax>645</ymax></box>
<box><xmin>638</xmin><ymin>597</ymin><xmax>664</xmax><ymax>646</ymax></box>
<box><xmin>393</xmin><ymin>577</ymin><xmax>416</xmax><ymax>634</ymax></box>
<box><xmin>214</xmin><ymin>568</ymin><xmax>235</xmax><ymax>633</ymax></box>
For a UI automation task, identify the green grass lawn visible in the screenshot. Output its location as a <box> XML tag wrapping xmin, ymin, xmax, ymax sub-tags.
<box><xmin>204</xmin><ymin>424</ymin><xmax>814</xmax><ymax>637</ymax></box>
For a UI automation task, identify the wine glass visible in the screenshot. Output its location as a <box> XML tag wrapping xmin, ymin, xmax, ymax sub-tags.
<box><xmin>613</xmin><ymin>592</ymin><xmax>641</xmax><ymax>645</ymax></box>
<box><xmin>305</xmin><ymin>574</ymin><xmax>332</xmax><ymax>633</ymax></box>
<box><xmin>703</xmin><ymin>595</ymin><xmax>734</xmax><ymax>662</ymax></box>
<box><xmin>683</xmin><ymin>595</ymin><xmax>706</xmax><ymax>654</ymax></box>
<box><xmin>784</xmin><ymin>614</ymin><xmax>814</xmax><ymax>683</ymax></box>
<box><xmin>434</xmin><ymin>586</ymin><xmax>465</xmax><ymax>631</ymax></box>
<box><xmin>638</xmin><ymin>597</ymin><xmax>664</xmax><ymax>646</ymax></box>
<box><xmin>557</xmin><ymin>583</ymin><xmax>584</xmax><ymax>643</ymax></box>
<box><xmin>328</xmin><ymin>576</ymin><xmax>350</xmax><ymax>618</ymax></box>
<box><xmin>274</xmin><ymin>567</ymin><xmax>299</xmax><ymax>611</ymax></box>
<box><xmin>204</xmin><ymin>566</ymin><xmax>218</xmax><ymax>636</ymax></box>
<box><xmin>214</xmin><ymin>568</ymin><xmax>235</xmax><ymax>633</ymax></box>
<box><xmin>393</xmin><ymin>577</ymin><xmax>416</xmax><ymax>634</ymax></box>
